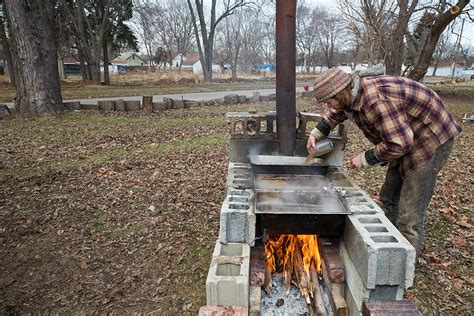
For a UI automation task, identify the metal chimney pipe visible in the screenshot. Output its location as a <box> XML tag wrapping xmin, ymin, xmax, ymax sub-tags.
<box><xmin>276</xmin><ymin>0</ymin><xmax>296</xmax><ymax>156</ymax></box>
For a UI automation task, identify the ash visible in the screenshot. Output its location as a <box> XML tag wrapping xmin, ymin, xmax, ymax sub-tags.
<box><xmin>260</xmin><ymin>273</ymin><xmax>309</xmax><ymax>316</ymax></box>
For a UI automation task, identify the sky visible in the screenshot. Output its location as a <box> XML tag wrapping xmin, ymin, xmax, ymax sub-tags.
<box><xmin>311</xmin><ymin>0</ymin><xmax>474</xmax><ymax>50</ymax></box>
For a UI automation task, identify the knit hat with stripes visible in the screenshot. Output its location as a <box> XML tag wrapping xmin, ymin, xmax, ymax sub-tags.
<box><xmin>313</xmin><ymin>68</ymin><xmax>352</xmax><ymax>103</ymax></box>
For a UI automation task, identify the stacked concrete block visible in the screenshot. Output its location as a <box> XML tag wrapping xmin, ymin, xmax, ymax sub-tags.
<box><xmin>219</xmin><ymin>189</ymin><xmax>256</xmax><ymax>245</ymax></box>
<box><xmin>345</xmin><ymin>213</ymin><xmax>415</xmax><ymax>288</ymax></box>
<box><xmin>206</xmin><ymin>241</ymin><xmax>250</xmax><ymax>307</ymax></box>
<box><xmin>226</xmin><ymin>162</ymin><xmax>253</xmax><ymax>191</ymax></box>
<box><xmin>341</xmin><ymin>207</ymin><xmax>416</xmax><ymax>315</ymax></box>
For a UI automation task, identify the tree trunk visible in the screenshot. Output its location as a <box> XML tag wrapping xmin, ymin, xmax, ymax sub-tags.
<box><xmin>77</xmin><ymin>43</ymin><xmax>88</xmax><ymax>80</ymax></box>
<box><xmin>408</xmin><ymin>0</ymin><xmax>469</xmax><ymax>81</ymax></box>
<box><xmin>89</xmin><ymin>63</ymin><xmax>101</xmax><ymax>84</ymax></box>
<box><xmin>103</xmin><ymin>38</ymin><xmax>110</xmax><ymax>85</ymax></box>
<box><xmin>0</xmin><ymin>15</ymin><xmax>16</xmax><ymax>87</ymax></box>
<box><xmin>203</xmin><ymin>42</ymin><xmax>213</xmax><ymax>82</ymax></box>
<box><xmin>385</xmin><ymin>32</ymin><xmax>404</xmax><ymax>76</ymax></box>
<box><xmin>58</xmin><ymin>56</ymin><xmax>66</xmax><ymax>79</ymax></box>
<box><xmin>4</xmin><ymin>0</ymin><xmax>63</xmax><ymax>116</ymax></box>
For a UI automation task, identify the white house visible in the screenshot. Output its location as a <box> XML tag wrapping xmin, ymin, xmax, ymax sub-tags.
<box><xmin>112</xmin><ymin>52</ymin><xmax>145</xmax><ymax>66</ymax></box>
<box><xmin>192</xmin><ymin>61</ymin><xmax>222</xmax><ymax>74</ymax></box>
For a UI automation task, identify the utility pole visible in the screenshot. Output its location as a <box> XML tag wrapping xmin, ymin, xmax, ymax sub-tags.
<box><xmin>451</xmin><ymin>18</ymin><xmax>465</xmax><ymax>83</ymax></box>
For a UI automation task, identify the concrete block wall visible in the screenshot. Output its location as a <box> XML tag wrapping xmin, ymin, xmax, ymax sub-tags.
<box><xmin>219</xmin><ymin>188</ymin><xmax>256</xmax><ymax>246</ymax></box>
<box><xmin>206</xmin><ymin>241</ymin><xmax>250</xmax><ymax>307</ymax></box>
<box><xmin>333</xmin><ymin>168</ymin><xmax>416</xmax><ymax>316</ymax></box>
<box><xmin>226</xmin><ymin>162</ymin><xmax>253</xmax><ymax>191</ymax></box>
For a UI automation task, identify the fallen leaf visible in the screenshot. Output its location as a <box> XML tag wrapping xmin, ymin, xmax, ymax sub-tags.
<box><xmin>456</xmin><ymin>218</ymin><xmax>473</xmax><ymax>229</ymax></box>
<box><xmin>80</xmin><ymin>260</ymin><xmax>88</xmax><ymax>270</ymax></box>
<box><xmin>439</xmin><ymin>207</ymin><xmax>455</xmax><ymax>216</ymax></box>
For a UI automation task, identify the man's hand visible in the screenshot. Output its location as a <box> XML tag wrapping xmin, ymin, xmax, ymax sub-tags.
<box><xmin>306</xmin><ymin>134</ymin><xmax>317</xmax><ymax>153</ymax></box>
<box><xmin>351</xmin><ymin>153</ymin><xmax>367</xmax><ymax>168</ymax></box>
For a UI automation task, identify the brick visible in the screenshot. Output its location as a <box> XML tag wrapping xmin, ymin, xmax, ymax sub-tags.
<box><xmin>250</xmin><ymin>246</ymin><xmax>265</xmax><ymax>286</ymax></box>
<box><xmin>198</xmin><ymin>305</ymin><xmax>247</xmax><ymax>316</ymax></box>
<box><xmin>362</xmin><ymin>300</ymin><xmax>421</xmax><ymax>316</ymax></box>
<box><xmin>320</xmin><ymin>259</ymin><xmax>347</xmax><ymax>316</ymax></box>
<box><xmin>344</xmin><ymin>213</ymin><xmax>416</xmax><ymax>289</ymax></box>
<box><xmin>206</xmin><ymin>241</ymin><xmax>250</xmax><ymax>307</ymax></box>
<box><xmin>319</xmin><ymin>238</ymin><xmax>345</xmax><ymax>283</ymax></box>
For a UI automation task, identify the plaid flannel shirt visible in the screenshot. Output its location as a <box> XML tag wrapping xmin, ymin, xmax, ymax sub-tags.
<box><xmin>319</xmin><ymin>76</ymin><xmax>462</xmax><ymax>177</ymax></box>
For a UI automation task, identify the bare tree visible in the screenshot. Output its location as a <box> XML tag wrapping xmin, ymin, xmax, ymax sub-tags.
<box><xmin>132</xmin><ymin>0</ymin><xmax>162</xmax><ymax>67</ymax></box>
<box><xmin>216</xmin><ymin>7</ymin><xmax>247</xmax><ymax>80</ymax></box>
<box><xmin>0</xmin><ymin>10</ymin><xmax>16</xmax><ymax>87</ymax></box>
<box><xmin>296</xmin><ymin>2</ymin><xmax>320</xmax><ymax>72</ymax></box>
<box><xmin>339</xmin><ymin>0</ymin><xmax>418</xmax><ymax>75</ymax></box>
<box><xmin>317</xmin><ymin>10</ymin><xmax>343</xmax><ymax>68</ymax></box>
<box><xmin>160</xmin><ymin>0</ymin><xmax>195</xmax><ymax>71</ymax></box>
<box><xmin>186</xmin><ymin>0</ymin><xmax>250</xmax><ymax>82</ymax></box>
<box><xmin>4</xmin><ymin>0</ymin><xmax>63</xmax><ymax>116</ymax></box>
<box><xmin>408</xmin><ymin>0</ymin><xmax>471</xmax><ymax>81</ymax></box>
<box><xmin>237</xmin><ymin>7</ymin><xmax>270</xmax><ymax>71</ymax></box>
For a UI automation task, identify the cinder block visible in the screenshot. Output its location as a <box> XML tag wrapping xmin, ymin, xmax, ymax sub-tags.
<box><xmin>115</xmin><ymin>99</ymin><xmax>126</xmax><ymax>111</ymax></box>
<box><xmin>174</xmin><ymin>99</ymin><xmax>184</xmax><ymax>108</ymax></box>
<box><xmin>341</xmin><ymin>244</ymin><xmax>370</xmax><ymax>312</ymax></box>
<box><xmin>63</xmin><ymin>101</ymin><xmax>81</xmax><ymax>110</ymax></box>
<box><xmin>341</xmin><ymin>243</ymin><xmax>406</xmax><ymax>313</ymax></box>
<box><xmin>125</xmin><ymin>100</ymin><xmax>140</xmax><ymax>111</ymax></box>
<box><xmin>344</xmin><ymin>213</ymin><xmax>416</xmax><ymax>289</ymax></box>
<box><xmin>206</xmin><ymin>241</ymin><xmax>250</xmax><ymax>307</ymax></box>
<box><xmin>153</xmin><ymin>102</ymin><xmax>166</xmax><ymax>111</ymax></box>
<box><xmin>219</xmin><ymin>191</ymin><xmax>255</xmax><ymax>245</ymax></box>
<box><xmin>98</xmin><ymin>100</ymin><xmax>114</xmax><ymax>111</ymax></box>
<box><xmin>226</xmin><ymin>163</ymin><xmax>252</xmax><ymax>190</ymax></box>
<box><xmin>238</xmin><ymin>95</ymin><xmax>247</xmax><ymax>103</ymax></box>
<box><xmin>225</xmin><ymin>94</ymin><xmax>239</xmax><ymax>105</ymax></box>
<box><xmin>81</xmin><ymin>103</ymin><xmax>99</xmax><ymax>110</ymax></box>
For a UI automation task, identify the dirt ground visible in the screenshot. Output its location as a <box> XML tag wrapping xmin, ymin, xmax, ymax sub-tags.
<box><xmin>0</xmin><ymin>93</ymin><xmax>472</xmax><ymax>314</ymax></box>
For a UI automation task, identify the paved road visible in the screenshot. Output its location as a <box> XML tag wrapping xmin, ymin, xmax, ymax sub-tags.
<box><xmin>5</xmin><ymin>87</ymin><xmax>307</xmax><ymax>108</ymax></box>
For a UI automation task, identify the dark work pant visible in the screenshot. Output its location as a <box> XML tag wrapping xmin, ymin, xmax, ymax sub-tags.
<box><xmin>379</xmin><ymin>139</ymin><xmax>454</xmax><ymax>256</ymax></box>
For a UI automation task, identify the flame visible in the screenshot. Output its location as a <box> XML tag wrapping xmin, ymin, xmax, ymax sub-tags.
<box><xmin>265</xmin><ymin>234</ymin><xmax>322</xmax><ymax>274</ymax></box>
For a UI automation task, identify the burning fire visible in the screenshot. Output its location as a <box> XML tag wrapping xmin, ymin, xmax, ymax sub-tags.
<box><xmin>265</xmin><ymin>234</ymin><xmax>322</xmax><ymax>275</ymax></box>
<box><xmin>264</xmin><ymin>234</ymin><xmax>327</xmax><ymax>312</ymax></box>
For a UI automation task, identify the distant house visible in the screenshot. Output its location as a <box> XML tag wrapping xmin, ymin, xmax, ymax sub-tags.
<box><xmin>193</xmin><ymin>61</ymin><xmax>222</xmax><ymax>74</ymax></box>
<box><xmin>112</xmin><ymin>52</ymin><xmax>145</xmax><ymax>66</ymax></box>
<box><xmin>63</xmin><ymin>55</ymin><xmax>81</xmax><ymax>75</ymax></box>
<box><xmin>169</xmin><ymin>53</ymin><xmax>200</xmax><ymax>71</ymax></box>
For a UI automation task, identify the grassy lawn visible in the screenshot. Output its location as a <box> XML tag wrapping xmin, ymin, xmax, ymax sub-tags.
<box><xmin>0</xmin><ymin>93</ymin><xmax>472</xmax><ymax>314</ymax></box>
